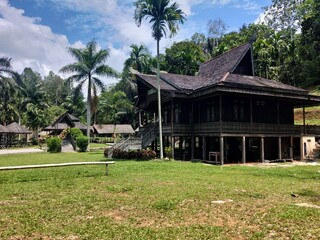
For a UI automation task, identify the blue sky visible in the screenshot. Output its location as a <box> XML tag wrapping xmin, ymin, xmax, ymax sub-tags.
<box><xmin>0</xmin><ymin>0</ymin><xmax>271</xmax><ymax>86</ymax></box>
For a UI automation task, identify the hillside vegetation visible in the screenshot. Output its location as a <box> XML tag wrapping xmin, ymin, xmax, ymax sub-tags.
<box><xmin>295</xmin><ymin>88</ymin><xmax>320</xmax><ymax>125</ymax></box>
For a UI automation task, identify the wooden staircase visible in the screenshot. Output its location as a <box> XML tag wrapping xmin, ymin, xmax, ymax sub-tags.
<box><xmin>107</xmin><ymin>123</ymin><xmax>158</xmax><ymax>158</ymax></box>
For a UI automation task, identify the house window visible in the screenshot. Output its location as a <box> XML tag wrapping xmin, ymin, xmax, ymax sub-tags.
<box><xmin>205</xmin><ymin>101</ymin><xmax>216</xmax><ymax>122</ymax></box>
<box><xmin>175</xmin><ymin>104</ymin><xmax>180</xmax><ymax>123</ymax></box>
<box><xmin>233</xmin><ymin>100</ymin><xmax>245</xmax><ymax>121</ymax></box>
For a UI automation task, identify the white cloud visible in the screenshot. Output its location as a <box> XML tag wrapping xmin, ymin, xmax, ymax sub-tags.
<box><xmin>234</xmin><ymin>0</ymin><xmax>263</xmax><ymax>14</ymax></box>
<box><xmin>0</xmin><ymin>0</ymin><xmax>74</xmax><ymax>77</ymax></box>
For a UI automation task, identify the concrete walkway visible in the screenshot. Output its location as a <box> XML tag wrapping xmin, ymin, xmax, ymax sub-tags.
<box><xmin>0</xmin><ymin>148</ymin><xmax>44</xmax><ymax>155</ymax></box>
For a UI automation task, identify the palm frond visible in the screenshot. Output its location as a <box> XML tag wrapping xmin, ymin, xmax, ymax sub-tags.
<box><xmin>94</xmin><ymin>65</ymin><xmax>119</xmax><ymax>78</ymax></box>
<box><xmin>91</xmin><ymin>77</ymin><xmax>106</xmax><ymax>92</ymax></box>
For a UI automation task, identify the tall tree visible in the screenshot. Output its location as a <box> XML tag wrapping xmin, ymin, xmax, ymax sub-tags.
<box><xmin>20</xmin><ymin>68</ymin><xmax>49</xmax><ymax>138</ymax></box>
<box><xmin>165</xmin><ymin>41</ymin><xmax>206</xmax><ymax>75</ymax></box>
<box><xmin>124</xmin><ymin>44</ymin><xmax>151</xmax><ymax>73</ymax></box>
<box><xmin>299</xmin><ymin>0</ymin><xmax>320</xmax><ymax>86</ymax></box>
<box><xmin>97</xmin><ymin>90</ymin><xmax>133</xmax><ymax>125</ymax></box>
<box><xmin>43</xmin><ymin>71</ymin><xmax>71</xmax><ymax>106</ymax></box>
<box><xmin>0</xmin><ymin>57</ymin><xmax>19</xmax><ymax>125</ymax></box>
<box><xmin>263</xmin><ymin>0</ymin><xmax>307</xmax><ymax>39</ymax></box>
<box><xmin>60</xmin><ymin>40</ymin><xmax>118</xmax><ymax>139</ymax></box>
<box><xmin>134</xmin><ymin>0</ymin><xmax>186</xmax><ymax>159</ymax></box>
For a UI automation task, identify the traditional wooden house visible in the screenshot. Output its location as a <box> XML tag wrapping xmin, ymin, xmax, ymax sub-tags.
<box><xmin>43</xmin><ymin>112</ymin><xmax>86</xmax><ymax>135</ymax></box>
<box><xmin>134</xmin><ymin>43</ymin><xmax>320</xmax><ymax>163</ymax></box>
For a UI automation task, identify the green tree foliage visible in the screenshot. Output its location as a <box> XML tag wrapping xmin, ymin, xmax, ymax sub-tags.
<box><xmin>60</xmin><ymin>40</ymin><xmax>118</xmax><ymax>139</ymax></box>
<box><xmin>299</xmin><ymin>0</ymin><xmax>320</xmax><ymax>86</ymax></box>
<box><xmin>165</xmin><ymin>41</ymin><xmax>207</xmax><ymax>75</ymax></box>
<box><xmin>97</xmin><ymin>90</ymin><xmax>133</xmax><ymax>125</ymax></box>
<box><xmin>263</xmin><ymin>0</ymin><xmax>307</xmax><ymax>39</ymax></box>
<box><xmin>61</xmin><ymin>89</ymin><xmax>86</xmax><ymax>121</ymax></box>
<box><xmin>43</xmin><ymin>71</ymin><xmax>71</xmax><ymax>105</ymax></box>
<box><xmin>0</xmin><ymin>77</ymin><xmax>18</xmax><ymax>125</ymax></box>
<box><xmin>123</xmin><ymin>44</ymin><xmax>152</xmax><ymax>73</ymax></box>
<box><xmin>20</xmin><ymin>68</ymin><xmax>49</xmax><ymax>138</ymax></box>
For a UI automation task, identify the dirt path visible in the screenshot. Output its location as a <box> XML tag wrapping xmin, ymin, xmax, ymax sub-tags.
<box><xmin>0</xmin><ymin>148</ymin><xmax>44</xmax><ymax>155</ymax></box>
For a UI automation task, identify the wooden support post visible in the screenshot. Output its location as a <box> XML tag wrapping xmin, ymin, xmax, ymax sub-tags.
<box><xmin>191</xmin><ymin>136</ymin><xmax>195</xmax><ymax>161</ymax></box>
<box><xmin>303</xmin><ymin>106</ymin><xmax>306</xmax><ymax>134</ymax></box>
<box><xmin>171</xmin><ymin>136</ymin><xmax>175</xmax><ymax>160</ymax></box>
<box><xmin>278</xmin><ymin>137</ymin><xmax>282</xmax><ymax>160</ymax></box>
<box><xmin>300</xmin><ymin>136</ymin><xmax>304</xmax><ymax>160</ymax></box>
<box><xmin>220</xmin><ymin>136</ymin><xmax>224</xmax><ymax>165</ymax></box>
<box><xmin>290</xmin><ymin>137</ymin><xmax>294</xmax><ymax>159</ymax></box>
<box><xmin>242</xmin><ymin>136</ymin><xmax>246</xmax><ymax>164</ymax></box>
<box><xmin>202</xmin><ymin>136</ymin><xmax>206</xmax><ymax>160</ymax></box>
<box><xmin>261</xmin><ymin>137</ymin><xmax>265</xmax><ymax>163</ymax></box>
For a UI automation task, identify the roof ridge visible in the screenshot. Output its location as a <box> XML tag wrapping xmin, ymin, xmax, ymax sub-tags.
<box><xmin>199</xmin><ymin>42</ymin><xmax>250</xmax><ymax>68</ymax></box>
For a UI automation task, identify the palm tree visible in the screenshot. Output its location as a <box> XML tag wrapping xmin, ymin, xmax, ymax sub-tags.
<box><xmin>124</xmin><ymin>44</ymin><xmax>151</xmax><ymax>73</ymax></box>
<box><xmin>60</xmin><ymin>40</ymin><xmax>118</xmax><ymax>140</ymax></box>
<box><xmin>0</xmin><ymin>57</ymin><xmax>21</xmax><ymax>85</ymax></box>
<box><xmin>134</xmin><ymin>0</ymin><xmax>186</xmax><ymax>159</ymax></box>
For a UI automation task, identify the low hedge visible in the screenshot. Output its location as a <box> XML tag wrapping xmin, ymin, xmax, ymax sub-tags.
<box><xmin>106</xmin><ymin>149</ymin><xmax>156</xmax><ymax>160</ymax></box>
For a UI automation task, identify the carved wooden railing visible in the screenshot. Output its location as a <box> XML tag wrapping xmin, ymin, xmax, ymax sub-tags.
<box><xmin>107</xmin><ymin>137</ymin><xmax>143</xmax><ymax>158</ymax></box>
<box><xmin>162</xmin><ymin>122</ymin><xmax>320</xmax><ymax>135</ymax></box>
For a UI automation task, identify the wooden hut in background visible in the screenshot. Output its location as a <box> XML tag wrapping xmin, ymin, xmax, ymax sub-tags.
<box><xmin>6</xmin><ymin>122</ymin><xmax>32</xmax><ymax>146</ymax></box>
<box><xmin>0</xmin><ymin>124</ymin><xmax>9</xmax><ymax>148</ymax></box>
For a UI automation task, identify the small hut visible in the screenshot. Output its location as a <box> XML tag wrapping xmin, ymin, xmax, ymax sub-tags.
<box><xmin>43</xmin><ymin>112</ymin><xmax>87</xmax><ymax>135</ymax></box>
<box><xmin>6</xmin><ymin>122</ymin><xmax>32</xmax><ymax>146</ymax></box>
<box><xmin>92</xmin><ymin>124</ymin><xmax>135</xmax><ymax>138</ymax></box>
<box><xmin>0</xmin><ymin>124</ymin><xmax>9</xmax><ymax>148</ymax></box>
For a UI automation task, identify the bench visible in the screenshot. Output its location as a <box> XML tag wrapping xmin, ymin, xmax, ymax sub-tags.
<box><xmin>208</xmin><ymin>151</ymin><xmax>221</xmax><ymax>164</ymax></box>
<box><xmin>0</xmin><ymin>161</ymin><xmax>115</xmax><ymax>175</ymax></box>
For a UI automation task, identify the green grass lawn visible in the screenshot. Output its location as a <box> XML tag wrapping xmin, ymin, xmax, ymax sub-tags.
<box><xmin>0</xmin><ymin>152</ymin><xmax>320</xmax><ymax>239</ymax></box>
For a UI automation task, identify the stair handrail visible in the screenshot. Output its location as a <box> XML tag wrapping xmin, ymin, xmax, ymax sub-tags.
<box><xmin>66</xmin><ymin>134</ymin><xmax>77</xmax><ymax>151</ymax></box>
<box><xmin>107</xmin><ymin>137</ymin><xmax>131</xmax><ymax>158</ymax></box>
<box><xmin>140</xmin><ymin>123</ymin><xmax>158</xmax><ymax>149</ymax></box>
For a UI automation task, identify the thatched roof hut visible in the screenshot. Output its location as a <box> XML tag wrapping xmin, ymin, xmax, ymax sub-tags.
<box><xmin>43</xmin><ymin>112</ymin><xmax>86</xmax><ymax>132</ymax></box>
<box><xmin>6</xmin><ymin>122</ymin><xmax>32</xmax><ymax>134</ymax></box>
<box><xmin>0</xmin><ymin>124</ymin><xmax>9</xmax><ymax>134</ymax></box>
<box><xmin>92</xmin><ymin>124</ymin><xmax>135</xmax><ymax>136</ymax></box>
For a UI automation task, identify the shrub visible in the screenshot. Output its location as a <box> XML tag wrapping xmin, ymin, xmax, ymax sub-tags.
<box><xmin>76</xmin><ymin>136</ymin><xmax>89</xmax><ymax>152</ymax></box>
<box><xmin>69</xmin><ymin>128</ymin><xmax>84</xmax><ymax>140</ymax></box>
<box><xmin>47</xmin><ymin>137</ymin><xmax>62</xmax><ymax>153</ymax></box>
<box><xmin>111</xmin><ymin>149</ymin><xmax>156</xmax><ymax>160</ymax></box>
<box><xmin>30</xmin><ymin>137</ymin><xmax>39</xmax><ymax>146</ymax></box>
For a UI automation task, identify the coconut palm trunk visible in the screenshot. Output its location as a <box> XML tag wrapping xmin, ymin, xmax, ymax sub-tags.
<box><xmin>156</xmin><ymin>39</ymin><xmax>164</xmax><ymax>159</ymax></box>
<box><xmin>87</xmin><ymin>74</ymin><xmax>92</xmax><ymax>140</ymax></box>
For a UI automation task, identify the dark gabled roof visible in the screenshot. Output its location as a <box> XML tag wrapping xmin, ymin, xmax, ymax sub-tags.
<box><xmin>135</xmin><ymin>42</ymin><xmax>314</xmax><ymax>101</ymax></box>
<box><xmin>223</xmin><ymin>73</ymin><xmax>307</xmax><ymax>93</ymax></box>
<box><xmin>6</xmin><ymin>122</ymin><xmax>32</xmax><ymax>134</ymax></box>
<box><xmin>159</xmin><ymin>73</ymin><xmax>207</xmax><ymax>92</ymax></box>
<box><xmin>43</xmin><ymin>112</ymin><xmax>86</xmax><ymax>131</ymax></box>
<box><xmin>52</xmin><ymin>112</ymin><xmax>80</xmax><ymax>127</ymax></box>
<box><xmin>198</xmin><ymin>43</ymin><xmax>251</xmax><ymax>78</ymax></box>
<box><xmin>93</xmin><ymin>124</ymin><xmax>135</xmax><ymax>134</ymax></box>
<box><xmin>136</xmin><ymin>73</ymin><xmax>176</xmax><ymax>91</ymax></box>
<box><xmin>0</xmin><ymin>124</ymin><xmax>9</xmax><ymax>133</ymax></box>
